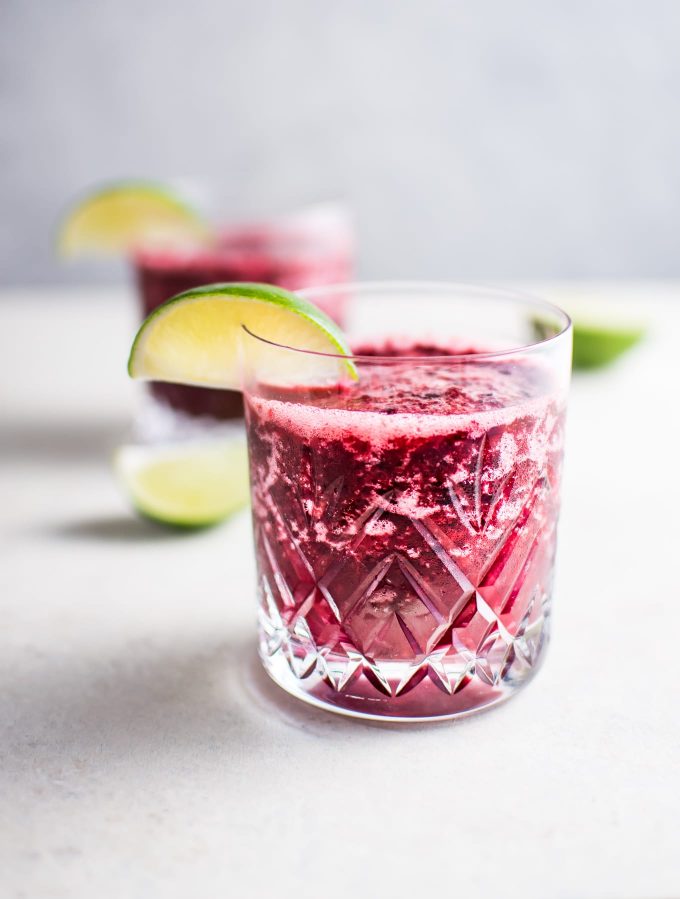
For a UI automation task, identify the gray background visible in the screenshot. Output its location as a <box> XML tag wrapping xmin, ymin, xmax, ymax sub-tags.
<box><xmin>2</xmin><ymin>0</ymin><xmax>680</xmax><ymax>285</ymax></box>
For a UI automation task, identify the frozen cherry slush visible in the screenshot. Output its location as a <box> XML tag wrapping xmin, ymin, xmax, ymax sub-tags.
<box><xmin>246</xmin><ymin>339</ymin><xmax>566</xmax><ymax>719</ymax></box>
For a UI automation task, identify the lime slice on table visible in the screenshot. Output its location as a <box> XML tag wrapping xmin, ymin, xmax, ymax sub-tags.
<box><xmin>115</xmin><ymin>441</ymin><xmax>249</xmax><ymax>528</ymax></box>
<box><xmin>127</xmin><ymin>282</ymin><xmax>357</xmax><ymax>388</ymax></box>
<box><xmin>533</xmin><ymin>305</ymin><xmax>647</xmax><ymax>370</ymax></box>
<box><xmin>569</xmin><ymin>320</ymin><xmax>646</xmax><ymax>369</ymax></box>
<box><xmin>56</xmin><ymin>180</ymin><xmax>211</xmax><ymax>257</ymax></box>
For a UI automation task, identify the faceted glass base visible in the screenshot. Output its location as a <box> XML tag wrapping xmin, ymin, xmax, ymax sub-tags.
<box><xmin>258</xmin><ymin>614</ymin><xmax>549</xmax><ymax>722</ymax></box>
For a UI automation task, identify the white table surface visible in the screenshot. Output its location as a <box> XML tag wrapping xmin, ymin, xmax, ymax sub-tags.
<box><xmin>1</xmin><ymin>283</ymin><xmax>678</xmax><ymax>899</ymax></box>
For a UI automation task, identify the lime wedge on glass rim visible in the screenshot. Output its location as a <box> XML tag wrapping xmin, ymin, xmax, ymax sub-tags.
<box><xmin>127</xmin><ymin>282</ymin><xmax>357</xmax><ymax>388</ymax></box>
<box><xmin>115</xmin><ymin>441</ymin><xmax>249</xmax><ymax>528</ymax></box>
<box><xmin>56</xmin><ymin>180</ymin><xmax>211</xmax><ymax>257</ymax></box>
<box><xmin>124</xmin><ymin>283</ymin><xmax>355</xmax><ymax>527</ymax></box>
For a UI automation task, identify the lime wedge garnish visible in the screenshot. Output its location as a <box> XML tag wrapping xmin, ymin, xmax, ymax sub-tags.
<box><xmin>115</xmin><ymin>440</ymin><xmax>249</xmax><ymax>528</ymax></box>
<box><xmin>57</xmin><ymin>180</ymin><xmax>211</xmax><ymax>257</ymax></box>
<box><xmin>127</xmin><ymin>282</ymin><xmax>357</xmax><ymax>389</ymax></box>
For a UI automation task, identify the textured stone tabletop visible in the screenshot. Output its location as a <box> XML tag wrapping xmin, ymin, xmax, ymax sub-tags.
<box><xmin>1</xmin><ymin>284</ymin><xmax>678</xmax><ymax>899</ymax></box>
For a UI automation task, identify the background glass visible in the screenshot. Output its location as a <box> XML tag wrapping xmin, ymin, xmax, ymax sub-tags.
<box><xmin>134</xmin><ymin>204</ymin><xmax>354</xmax><ymax>433</ymax></box>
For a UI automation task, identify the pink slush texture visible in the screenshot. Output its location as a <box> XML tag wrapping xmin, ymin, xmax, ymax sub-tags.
<box><xmin>247</xmin><ymin>346</ymin><xmax>565</xmax><ymax>714</ymax></box>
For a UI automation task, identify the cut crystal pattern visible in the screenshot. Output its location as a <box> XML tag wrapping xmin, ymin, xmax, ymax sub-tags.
<box><xmin>256</xmin><ymin>458</ymin><xmax>556</xmax><ymax>701</ymax></box>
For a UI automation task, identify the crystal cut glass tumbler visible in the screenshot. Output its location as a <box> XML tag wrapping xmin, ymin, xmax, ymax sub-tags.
<box><xmin>243</xmin><ymin>283</ymin><xmax>571</xmax><ymax>721</ymax></box>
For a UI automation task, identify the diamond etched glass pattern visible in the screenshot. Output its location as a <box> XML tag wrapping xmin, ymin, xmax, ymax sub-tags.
<box><xmin>246</xmin><ymin>341</ymin><xmax>566</xmax><ymax>720</ymax></box>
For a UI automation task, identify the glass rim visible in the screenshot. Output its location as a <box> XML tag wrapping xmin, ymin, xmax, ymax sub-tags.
<box><xmin>243</xmin><ymin>280</ymin><xmax>572</xmax><ymax>363</ymax></box>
